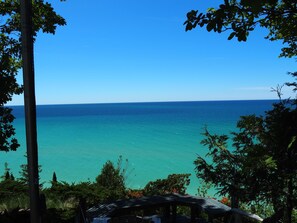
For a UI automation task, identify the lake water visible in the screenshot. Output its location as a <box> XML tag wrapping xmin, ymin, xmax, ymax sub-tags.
<box><xmin>1</xmin><ymin>100</ymin><xmax>275</xmax><ymax>195</ymax></box>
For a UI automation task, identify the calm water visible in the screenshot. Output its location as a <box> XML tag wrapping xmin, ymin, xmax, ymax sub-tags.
<box><xmin>1</xmin><ymin>100</ymin><xmax>275</xmax><ymax>195</ymax></box>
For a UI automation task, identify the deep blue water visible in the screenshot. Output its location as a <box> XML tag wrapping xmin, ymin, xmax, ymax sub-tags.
<box><xmin>2</xmin><ymin>100</ymin><xmax>276</xmax><ymax>195</ymax></box>
<box><xmin>12</xmin><ymin>100</ymin><xmax>274</xmax><ymax>118</ymax></box>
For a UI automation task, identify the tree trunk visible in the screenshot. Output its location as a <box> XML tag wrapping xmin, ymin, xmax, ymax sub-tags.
<box><xmin>20</xmin><ymin>0</ymin><xmax>40</xmax><ymax>222</ymax></box>
<box><xmin>284</xmin><ymin>178</ymin><xmax>293</xmax><ymax>223</ymax></box>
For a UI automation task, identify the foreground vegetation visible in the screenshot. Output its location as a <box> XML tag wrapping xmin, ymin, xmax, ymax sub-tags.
<box><xmin>0</xmin><ymin>156</ymin><xmax>192</xmax><ymax>222</ymax></box>
<box><xmin>195</xmin><ymin>94</ymin><xmax>297</xmax><ymax>222</ymax></box>
<box><xmin>185</xmin><ymin>1</ymin><xmax>297</xmax><ymax>222</ymax></box>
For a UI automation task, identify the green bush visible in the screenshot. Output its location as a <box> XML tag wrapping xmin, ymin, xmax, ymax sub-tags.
<box><xmin>143</xmin><ymin>173</ymin><xmax>191</xmax><ymax>196</ymax></box>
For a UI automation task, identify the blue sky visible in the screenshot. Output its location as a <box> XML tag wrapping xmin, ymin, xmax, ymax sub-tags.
<box><xmin>10</xmin><ymin>0</ymin><xmax>296</xmax><ymax>105</ymax></box>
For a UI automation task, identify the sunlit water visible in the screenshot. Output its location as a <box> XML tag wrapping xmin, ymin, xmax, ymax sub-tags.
<box><xmin>1</xmin><ymin>100</ymin><xmax>275</xmax><ymax>195</ymax></box>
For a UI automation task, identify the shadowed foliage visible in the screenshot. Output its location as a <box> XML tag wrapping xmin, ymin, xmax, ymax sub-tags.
<box><xmin>184</xmin><ymin>0</ymin><xmax>297</xmax><ymax>58</ymax></box>
<box><xmin>0</xmin><ymin>0</ymin><xmax>66</xmax><ymax>152</ymax></box>
<box><xmin>195</xmin><ymin>80</ymin><xmax>297</xmax><ymax>222</ymax></box>
<box><xmin>143</xmin><ymin>173</ymin><xmax>191</xmax><ymax>196</ymax></box>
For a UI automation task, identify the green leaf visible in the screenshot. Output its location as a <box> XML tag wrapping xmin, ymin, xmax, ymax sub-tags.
<box><xmin>288</xmin><ymin>136</ymin><xmax>297</xmax><ymax>150</ymax></box>
<box><xmin>228</xmin><ymin>32</ymin><xmax>236</xmax><ymax>40</ymax></box>
<box><xmin>264</xmin><ymin>157</ymin><xmax>276</xmax><ymax>168</ymax></box>
<box><xmin>206</xmin><ymin>22</ymin><xmax>214</xmax><ymax>31</ymax></box>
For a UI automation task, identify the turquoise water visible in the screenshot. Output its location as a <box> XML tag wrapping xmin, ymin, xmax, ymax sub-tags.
<box><xmin>1</xmin><ymin>100</ymin><xmax>275</xmax><ymax>195</ymax></box>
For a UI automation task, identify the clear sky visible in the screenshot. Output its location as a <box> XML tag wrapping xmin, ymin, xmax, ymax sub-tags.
<box><xmin>10</xmin><ymin>0</ymin><xmax>297</xmax><ymax>105</ymax></box>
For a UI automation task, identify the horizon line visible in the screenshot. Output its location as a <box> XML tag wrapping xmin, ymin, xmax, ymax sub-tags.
<box><xmin>7</xmin><ymin>98</ymin><xmax>279</xmax><ymax>107</ymax></box>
